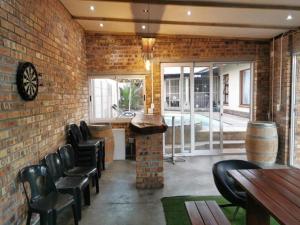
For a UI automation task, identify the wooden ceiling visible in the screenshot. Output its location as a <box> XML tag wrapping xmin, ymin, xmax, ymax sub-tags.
<box><xmin>60</xmin><ymin>0</ymin><xmax>300</xmax><ymax>39</ymax></box>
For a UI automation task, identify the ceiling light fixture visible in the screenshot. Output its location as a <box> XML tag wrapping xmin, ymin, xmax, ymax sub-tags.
<box><xmin>90</xmin><ymin>5</ymin><xmax>95</xmax><ymax>11</ymax></box>
<box><xmin>141</xmin><ymin>2</ymin><xmax>155</xmax><ymax>72</ymax></box>
<box><xmin>286</xmin><ymin>14</ymin><xmax>293</xmax><ymax>20</ymax></box>
<box><xmin>187</xmin><ymin>10</ymin><xmax>192</xmax><ymax>16</ymax></box>
<box><xmin>100</xmin><ymin>23</ymin><xmax>104</xmax><ymax>28</ymax></box>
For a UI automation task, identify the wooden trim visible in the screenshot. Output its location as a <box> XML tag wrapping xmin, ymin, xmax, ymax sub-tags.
<box><xmin>81</xmin><ymin>0</ymin><xmax>300</xmax><ymax>11</ymax></box>
<box><xmin>85</xmin><ymin>30</ymin><xmax>271</xmax><ymax>42</ymax></box>
<box><xmin>74</xmin><ymin>16</ymin><xmax>294</xmax><ymax>30</ymax></box>
<box><xmin>240</xmin><ymin>69</ymin><xmax>251</xmax><ymax>106</ymax></box>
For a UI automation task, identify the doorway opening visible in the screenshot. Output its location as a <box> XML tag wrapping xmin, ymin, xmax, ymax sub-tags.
<box><xmin>161</xmin><ymin>62</ymin><xmax>253</xmax><ymax>156</ymax></box>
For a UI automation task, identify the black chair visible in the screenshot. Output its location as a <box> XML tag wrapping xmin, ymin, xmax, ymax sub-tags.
<box><xmin>68</xmin><ymin>123</ymin><xmax>103</xmax><ymax>177</ymax></box>
<box><xmin>43</xmin><ymin>153</ymin><xmax>90</xmax><ymax>220</ymax></box>
<box><xmin>58</xmin><ymin>144</ymin><xmax>99</xmax><ymax>193</ymax></box>
<box><xmin>80</xmin><ymin>120</ymin><xmax>106</xmax><ymax>170</ymax></box>
<box><xmin>19</xmin><ymin>165</ymin><xmax>78</xmax><ymax>225</ymax></box>
<box><xmin>212</xmin><ymin>160</ymin><xmax>261</xmax><ymax>217</ymax></box>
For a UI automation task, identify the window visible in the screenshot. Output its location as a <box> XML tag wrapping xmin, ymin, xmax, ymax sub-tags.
<box><xmin>165</xmin><ymin>79</ymin><xmax>180</xmax><ymax>109</ymax></box>
<box><xmin>90</xmin><ymin>77</ymin><xmax>144</xmax><ymax>121</ymax></box>
<box><xmin>223</xmin><ymin>74</ymin><xmax>229</xmax><ymax>105</ymax></box>
<box><xmin>240</xmin><ymin>69</ymin><xmax>251</xmax><ymax>106</ymax></box>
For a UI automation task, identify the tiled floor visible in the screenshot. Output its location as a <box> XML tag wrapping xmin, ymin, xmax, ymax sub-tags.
<box><xmin>59</xmin><ymin>154</ymin><xmax>249</xmax><ymax>225</ymax></box>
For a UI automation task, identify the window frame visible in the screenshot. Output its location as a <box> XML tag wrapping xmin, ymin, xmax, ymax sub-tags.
<box><xmin>240</xmin><ymin>69</ymin><xmax>251</xmax><ymax>107</ymax></box>
<box><xmin>164</xmin><ymin>77</ymin><xmax>181</xmax><ymax>110</ymax></box>
<box><xmin>89</xmin><ymin>75</ymin><xmax>146</xmax><ymax>123</ymax></box>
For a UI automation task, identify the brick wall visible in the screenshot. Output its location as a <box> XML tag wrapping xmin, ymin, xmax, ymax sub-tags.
<box><xmin>0</xmin><ymin>0</ymin><xmax>88</xmax><ymax>224</ymax></box>
<box><xmin>86</xmin><ymin>33</ymin><xmax>270</xmax><ymax>120</ymax></box>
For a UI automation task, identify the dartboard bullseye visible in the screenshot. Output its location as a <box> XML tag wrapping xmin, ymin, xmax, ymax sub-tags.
<box><xmin>17</xmin><ymin>62</ymin><xmax>39</xmax><ymax>101</ymax></box>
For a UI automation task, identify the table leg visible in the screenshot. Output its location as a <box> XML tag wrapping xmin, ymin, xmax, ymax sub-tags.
<box><xmin>246</xmin><ymin>196</ymin><xmax>270</xmax><ymax>225</ymax></box>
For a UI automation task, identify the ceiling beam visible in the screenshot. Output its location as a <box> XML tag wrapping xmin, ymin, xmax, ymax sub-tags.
<box><xmin>82</xmin><ymin>0</ymin><xmax>300</xmax><ymax>11</ymax></box>
<box><xmin>73</xmin><ymin>16</ymin><xmax>295</xmax><ymax>30</ymax></box>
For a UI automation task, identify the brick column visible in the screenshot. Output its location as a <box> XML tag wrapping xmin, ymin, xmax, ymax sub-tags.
<box><xmin>135</xmin><ymin>133</ymin><xmax>164</xmax><ymax>189</ymax></box>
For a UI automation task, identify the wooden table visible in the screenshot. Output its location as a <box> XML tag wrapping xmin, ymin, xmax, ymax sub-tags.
<box><xmin>229</xmin><ymin>169</ymin><xmax>300</xmax><ymax>225</ymax></box>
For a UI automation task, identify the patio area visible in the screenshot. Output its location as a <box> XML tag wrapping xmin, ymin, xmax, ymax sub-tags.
<box><xmin>61</xmin><ymin>155</ymin><xmax>246</xmax><ymax>225</ymax></box>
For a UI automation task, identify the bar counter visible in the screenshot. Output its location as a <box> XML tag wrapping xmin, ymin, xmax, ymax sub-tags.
<box><xmin>130</xmin><ymin>114</ymin><xmax>168</xmax><ymax>189</ymax></box>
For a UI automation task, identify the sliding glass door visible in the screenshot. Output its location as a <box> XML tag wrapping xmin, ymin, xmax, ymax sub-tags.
<box><xmin>162</xmin><ymin>62</ymin><xmax>252</xmax><ymax>155</ymax></box>
<box><xmin>162</xmin><ymin>63</ymin><xmax>220</xmax><ymax>155</ymax></box>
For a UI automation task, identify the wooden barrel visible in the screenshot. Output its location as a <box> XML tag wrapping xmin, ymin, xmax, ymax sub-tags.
<box><xmin>245</xmin><ymin>121</ymin><xmax>278</xmax><ymax>164</ymax></box>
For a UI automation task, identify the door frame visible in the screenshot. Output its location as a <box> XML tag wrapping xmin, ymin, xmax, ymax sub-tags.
<box><xmin>289</xmin><ymin>53</ymin><xmax>300</xmax><ymax>167</ymax></box>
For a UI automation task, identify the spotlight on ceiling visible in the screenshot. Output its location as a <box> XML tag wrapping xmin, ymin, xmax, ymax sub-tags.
<box><xmin>100</xmin><ymin>23</ymin><xmax>104</xmax><ymax>28</ymax></box>
<box><xmin>187</xmin><ymin>10</ymin><xmax>192</xmax><ymax>16</ymax></box>
<box><xmin>90</xmin><ymin>5</ymin><xmax>95</xmax><ymax>11</ymax></box>
<box><xmin>142</xmin><ymin>25</ymin><xmax>146</xmax><ymax>30</ymax></box>
<box><xmin>286</xmin><ymin>14</ymin><xmax>293</xmax><ymax>20</ymax></box>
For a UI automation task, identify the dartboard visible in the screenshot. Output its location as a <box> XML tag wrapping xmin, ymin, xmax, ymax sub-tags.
<box><xmin>17</xmin><ymin>62</ymin><xmax>39</xmax><ymax>101</ymax></box>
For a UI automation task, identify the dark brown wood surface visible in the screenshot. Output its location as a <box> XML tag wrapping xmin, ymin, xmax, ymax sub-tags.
<box><xmin>130</xmin><ymin>114</ymin><xmax>168</xmax><ymax>135</ymax></box>
<box><xmin>229</xmin><ymin>169</ymin><xmax>300</xmax><ymax>225</ymax></box>
<box><xmin>185</xmin><ymin>201</ymin><xmax>230</xmax><ymax>225</ymax></box>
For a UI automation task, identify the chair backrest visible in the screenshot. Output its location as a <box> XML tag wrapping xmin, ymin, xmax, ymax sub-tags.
<box><xmin>80</xmin><ymin>120</ymin><xmax>91</xmax><ymax>141</ymax></box>
<box><xmin>19</xmin><ymin>165</ymin><xmax>57</xmax><ymax>203</ymax></box>
<box><xmin>58</xmin><ymin>144</ymin><xmax>76</xmax><ymax>171</ymax></box>
<box><xmin>68</xmin><ymin>123</ymin><xmax>83</xmax><ymax>146</ymax></box>
<box><xmin>212</xmin><ymin>160</ymin><xmax>261</xmax><ymax>207</ymax></box>
<box><xmin>44</xmin><ymin>153</ymin><xmax>65</xmax><ymax>183</ymax></box>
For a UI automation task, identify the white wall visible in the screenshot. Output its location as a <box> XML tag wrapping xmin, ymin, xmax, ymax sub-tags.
<box><xmin>220</xmin><ymin>63</ymin><xmax>250</xmax><ymax>113</ymax></box>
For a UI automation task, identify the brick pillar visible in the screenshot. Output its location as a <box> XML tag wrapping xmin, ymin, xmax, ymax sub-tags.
<box><xmin>135</xmin><ymin>133</ymin><xmax>164</xmax><ymax>189</ymax></box>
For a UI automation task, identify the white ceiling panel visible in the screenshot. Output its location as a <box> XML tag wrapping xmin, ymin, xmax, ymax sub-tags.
<box><xmin>61</xmin><ymin>0</ymin><xmax>300</xmax><ymax>39</ymax></box>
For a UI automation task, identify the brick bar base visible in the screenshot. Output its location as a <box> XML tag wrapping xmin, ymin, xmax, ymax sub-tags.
<box><xmin>135</xmin><ymin>133</ymin><xmax>164</xmax><ymax>189</ymax></box>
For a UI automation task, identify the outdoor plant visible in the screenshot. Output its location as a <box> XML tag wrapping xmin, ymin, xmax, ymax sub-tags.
<box><xmin>119</xmin><ymin>82</ymin><xmax>143</xmax><ymax>111</ymax></box>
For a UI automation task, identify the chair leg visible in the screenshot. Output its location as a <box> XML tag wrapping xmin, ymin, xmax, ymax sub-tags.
<box><xmin>95</xmin><ymin>173</ymin><xmax>99</xmax><ymax>193</ymax></box>
<box><xmin>102</xmin><ymin>146</ymin><xmax>105</xmax><ymax>170</ymax></box>
<box><xmin>26</xmin><ymin>210</ymin><xmax>32</xmax><ymax>225</ymax></box>
<box><xmin>83</xmin><ymin>184</ymin><xmax>91</xmax><ymax>205</ymax></box>
<box><xmin>97</xmin><ymin>157</ymin><xmax>101</xmax><ymax>178</ymax></box>
<box><xmin>74</xmin><ymin>189</ymin><xmax>82</xmax><ymax>220</ymax></box>
<box><xmin>72</xmin><ymin>203</ymin><xmax>79</xmax><ymax>225</ymax></box>
<box><xmin>40</xmin><ymin>213</ymin><xmax>48</xmax><ymax>225</ymax></box>
<box><xmin>49</xmin><ymin>211</ymin><xmax>57</xmax><ymax>225</ymax></box>
<box><xmin>233</xmin><ymin>206</ymin><xmax>240</xmax><ymax>220</ymax></box>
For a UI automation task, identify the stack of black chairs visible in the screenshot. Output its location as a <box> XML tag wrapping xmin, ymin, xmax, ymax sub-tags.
<box><xmin>19</xmin><ymin>121</ymin><xmax>106</xmax><ymax>225</ymax></box>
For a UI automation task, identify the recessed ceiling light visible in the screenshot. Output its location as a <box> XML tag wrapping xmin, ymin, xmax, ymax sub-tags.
<box><xmin>286</xmin><ymin>14</ymin><xmax>293</xmax><ymax>20</ymax></box>
<box><xmin>143</xmin><ymin>9</ymin><xmax>149</xmax><ymax>13</ymax></box>
<box><xmin>142</xmin><ymin>25</ymin><xmax>146</xmax><ymax>30</ymax></box>
<box><xmin>187</xmin><ymin>10</ymin><xmax>191</xmax><ymax>16</ymax></box>
<box><xmin>90</xmin><ymin>5</ymin><xmax>95</xmax><ymax>11</ymax></box>
<box><xmin>100</xmin><ymin>23</ymin><xmax>104</xmax><ymax>28</ymax></box>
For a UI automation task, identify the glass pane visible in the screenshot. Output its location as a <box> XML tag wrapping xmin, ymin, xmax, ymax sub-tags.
<box><xmin>242</xmin><ymin>70</ymin><xmax>251</xmax><ymax>105</ymax></box>
<box><xmin>93</xmin><ymin>79</ymin><xmax>118</xmax><ymax>119</ymax></box>
<box><xmin>164</xmin><ymin>67</ymin><xmax>182</xmax><ymax>154</ymax></box>
<box><xmin>183</xmin><ymin>67</ymin><xmax>191</xmax><ymax>152</ymax></box>
<box><xmin>118</xmin><ymin>78</ymin><xmax>144</xmax><ymax>114</ymax></box>
<box><xmin>212</xmin><ymin>66</ymin><xmax>221</xmax><ymax>150</ymax></box>
<box><xmin>220</xmin><ymin>63</ymin><xmax>250</xmax><ymax>154</ymax></box>
<box><xmin>194</xmin><ymin>66</ymin><xmax>210</xmax><ymax>150</ymax></box>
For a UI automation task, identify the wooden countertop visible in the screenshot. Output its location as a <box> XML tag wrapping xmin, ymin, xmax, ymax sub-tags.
<box><xmin>130</xmin><ymin>114</ymin><xmax>168</xmax><ymax>135</ymax></box>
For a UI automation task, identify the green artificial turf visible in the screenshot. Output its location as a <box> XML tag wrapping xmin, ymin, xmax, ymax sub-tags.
<box><xmin>161</xmin><ymin>196</ymin><xmax>280</xmax><ymax>225</ymax></box>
